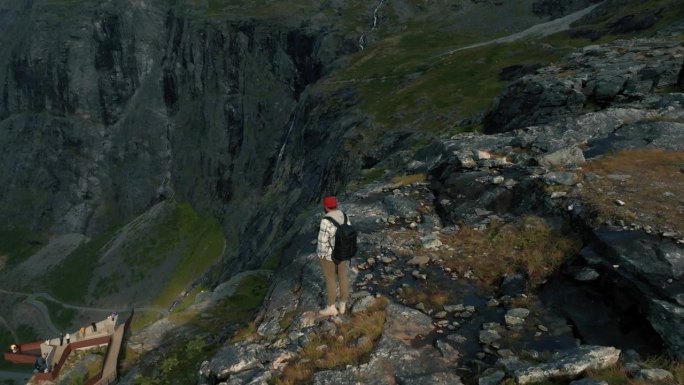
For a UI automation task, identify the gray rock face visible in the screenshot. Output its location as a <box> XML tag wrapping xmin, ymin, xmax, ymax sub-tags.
<box><xmin>579</xmin><ymin>231</ymin><xmax>684</xmax><ymax>358</ymax></box>
<box><xmin>513</xmin><ymin>346</ymin><xmax>620</xmax><ymax>384</ymax></box>
<box><xmin>483</xmin><ymin>38</ymin><xmax>684</xmax><ymax>133</ymax></box>
<box><xmin>0</xmin><ymin>0</ymin><xmax>358</xmax><ymax>275</ymax></box>
<box><xmin>313</xmin><ymin>303</ymin><xmax>462</xmax><ymax>385</ymax></box>
<box><xmin>537</xmin><ymin>145</ymin><xmax>586</xmax><ymax>168</ymax></box>
<box><xmin>483</xmin><ymin>78</ymin><xmax>586</xmax><ymax>134</ymax></box>
<box><xmin>649</xmin><ymin>299</ymin><xmax>684</xmax><ymax>360</ymax></box>
<box><xmin>532</xmin><ymin>0</ymin><xmax>603</xmax><ymax>18</ymax></box>
<box><xmin>211</xmin><ymin>343</ymin><xmax>266</xmax><ymax>380</ymax></box>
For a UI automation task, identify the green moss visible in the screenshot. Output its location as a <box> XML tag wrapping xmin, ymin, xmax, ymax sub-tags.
<box><xmin>279</xmin><ymin>310</ymin><xmax>296</xmax><ymax>330</ymax></box>
<box><xmin>43</xmin><ymin>226</ymin><xmax>120</xmax><ymax>303</ymax></box>
<box><xmin>149</xmin><ymin>204</ymin><xmax>225</xmax><ymax>307</ymax></box>
<box><xmin>0</xmin><ymin>228</ymin><xmax>48</xmax><ymax>267</ymax></box>
<box><xmin>361</xmin><ymin>167</ymin><xmax>386</xmax><ymax>184</ymax></box>
<box><xmin>92</xmin><ymin>271</ymin><xmax>124</xmax><ymax>300</ymax></box>
<box><xmin>42</xmin><ymin>299</ymin><xmax>76</xmax><ymax>331</ymax></box>
<box><xmin>261</xmin><ymin>255</ymin><xmax>281</xmax><ymax>271</ymax></box>
<box><xmin>208</xmin><ymin>272</ymin><xmax>270</xmax><ymax>326</ymax></box>
<box><xmin>135</xmin><ymin>273</ymin><xmax>269</xmax><ymax>384</ymax></box>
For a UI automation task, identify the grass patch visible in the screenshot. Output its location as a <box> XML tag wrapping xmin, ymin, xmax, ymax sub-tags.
<box><xmin>42</xmin><ymin>299</ymin><xmax>76</xmax><ymax>331</ymax></box>
<box><xmin>134</xmin><ymin>273</ymin><xmax>270</xmax><ymax>384</ymax></box>
<box><xmin>329</xmin><ymin>31</ymin><xmax>571</xmax><ymax>143</ymax></box>
<box><xmin>130</xmin><ymin>203</ymin><xmax>225</xmax><ymax>309</ymax></box>
<box><xmin>642</xmin><ymin>357</ymin><xmax>684</xmax><ymax>384</ymax></box>
<box><xmin>275</xmin><ymin>298</ymin><xmax>388</xmax><ymax>385</ymax></box>
<box><xmin>168</xmin><ymin>285</ymin><xmax>206</xmax><ymax>315</ymax></box>
<box><xmin>0</xmin><ymin>228</ymin><xmax>48</xmax><ymax>269</ymax></box>
<box><xmin>199</xmin><ymin>273</ymin><xmax>270</xmax><ymax>329</ymax></box>
<box><xmin>43</xmin><ymin>226</ymin><xmax>120</xmax><ymax>303</ymax></box>
<box><xmin>581</xmin><ymin>148</ymin><xmax>684</xmax><ymax>232</ymax></box>
<box><xmin>279</xmin><ymin>310</ymin><xmax>297</xmax><ymax>331</ymax></box>
<box><xmin>361</xmin><ymin>167</ymin><xmax>387</xmax><ymax>184</ymax></box>
<box><xmin>390</xmin><ymin>173</ymin><xmax>427</xmax><ymax>187</ymax></box>
<box><xmin>261</xmin><ymin>254</ymin><xmax>281</xmax><ymax>271</ymax></box>
<box><xmin>397</xmin><ymin>280</ymin><xmax>451</xmax><ymax>312</ymax></box>
<box><xmin>587</xmin><ymin>357</ymin><xmax>684</xmax><ymax>385</ymax></box>
<box><xmin>438</xmin><ymin>216</ymin><xmax>582</xmax><ymax>286</ymax></box>
<box><xmin>230</xmin><ymin>321</ymin><xmax>259</xmax><ymax>344</ymax></box>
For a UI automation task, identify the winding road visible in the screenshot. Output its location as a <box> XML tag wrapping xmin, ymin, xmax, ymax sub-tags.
<box><xmin>0</xmin><ymin>287</ymin><xmax>167</xmax><ymax>339</ymax></box>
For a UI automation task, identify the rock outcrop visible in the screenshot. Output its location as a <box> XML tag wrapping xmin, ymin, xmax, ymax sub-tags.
<box><xmin>195</xmin><ymin>33</ymin><xmax>684</xmax><ymax>384</ymax></box>
<box><xmin>483</xmin><ymin>38</ymin><xmax>684</xmax><ymax>133</ymax></box>
<box><xmin>0</xmin><ymin>0</ymin><xmax>358</xmax><ymax>274</ymax></box>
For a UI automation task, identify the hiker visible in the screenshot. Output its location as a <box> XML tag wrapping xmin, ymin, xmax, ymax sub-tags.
<box><xmin>316</xmin><ymin>196</ymin><xmax>351</xmax><ymax>316</ymax></box>
<box><xmin>91</xmin><ymin>322</ymin><xmax>97</xmax><ymax>333</ymax></box>
<box><xmin>34</xmin><ymin>356</ymin><xmax>47</xmax><ymax>373</ymax></box>
<box><xmin>65</xmin><ymin>333</ymin><xmax>70</xmax><ymax>344</ymax></box>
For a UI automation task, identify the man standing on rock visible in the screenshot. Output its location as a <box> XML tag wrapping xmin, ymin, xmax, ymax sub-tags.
<box><xmin>317</xmin><ymin>196</ymin><xmax>351</xmax><ymax>317</ymax></box>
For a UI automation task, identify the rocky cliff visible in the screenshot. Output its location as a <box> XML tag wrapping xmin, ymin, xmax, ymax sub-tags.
<box><xmin>0</xmin><ymin>0</ymin><xmax>362</xmax><ymax>277</ymax></box>
<box><xmin>187</xmin><ymin>30</ymin><xmax>684</xmax><ymax>385</ymax></box>
<box><xmin>1</xmin><ymin>1</ymin><xmax>683</xmax><ymax>384</ymax></box>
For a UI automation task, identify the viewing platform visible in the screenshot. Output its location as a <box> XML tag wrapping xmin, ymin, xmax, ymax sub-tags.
<box><xmin>4</xmin><ymin>311</ymin><xmax>133</xmax><ymax>385</ymax></box>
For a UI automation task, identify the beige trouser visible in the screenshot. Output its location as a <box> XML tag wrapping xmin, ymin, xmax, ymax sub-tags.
<box><xmin>320</xmin><ymin>258</ymin><xmax>350</xmax><ymax>307</ymax></box>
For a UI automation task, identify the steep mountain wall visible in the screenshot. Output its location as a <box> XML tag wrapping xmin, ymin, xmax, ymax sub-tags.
<box><xmin>0</xmin><ymin>0</ymin><xmax>359</xmax><ymax>272</ymax></box>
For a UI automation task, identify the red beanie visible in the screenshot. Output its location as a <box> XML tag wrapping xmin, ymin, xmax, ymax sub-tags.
<box><xmin>323</xmin><ymin>196</ymin><xmax>338</xmax><ymax>210</ymax></box>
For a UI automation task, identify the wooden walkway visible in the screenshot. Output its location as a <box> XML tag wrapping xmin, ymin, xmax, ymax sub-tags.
<box><xmin>3</xmin><ymin>311</ymin><xmax>133</xmax><ymax>384</ymax></box>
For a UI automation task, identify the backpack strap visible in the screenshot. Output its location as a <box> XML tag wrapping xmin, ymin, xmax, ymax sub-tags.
<box><xmin>324</xmin><ymin>212</ymin><xmax>347</xmax><ymax>226</ymax></box>
<box><xmin>324</xmin><ymin>216</ymin><xmax>340</xmax><ymax>227</ymax></box>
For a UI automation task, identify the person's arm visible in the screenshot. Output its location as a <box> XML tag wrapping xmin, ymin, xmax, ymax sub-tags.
<box><xmin>317</xmin><ymin>218</ymin><xmax>334</xmax><ymax>259</ymax></box>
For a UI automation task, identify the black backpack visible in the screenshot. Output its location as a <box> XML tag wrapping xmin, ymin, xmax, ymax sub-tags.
<box><xmin>324</xmin><ymin>213</ymin><xmax>358</xmax><ymax>264</ymax></box>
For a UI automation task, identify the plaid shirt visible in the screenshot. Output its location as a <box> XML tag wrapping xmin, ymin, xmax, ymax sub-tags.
<box><xmin>317</xmin><ymin>209</ymin><xmax>350</xmax><ymax>261</ymax></box>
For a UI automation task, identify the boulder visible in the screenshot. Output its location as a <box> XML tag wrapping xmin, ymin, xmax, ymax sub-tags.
<box><xmin>543</xmin><ymin>171</ymin><xmax>580</xmax><ymax>186</ymax></box>
<box><xmin>512</xmin><ymin>345</ymin><xmax>620</xmax><ymax>384</ymax></box>
<box><xmin>211</xmin><ymin>343</ymin><xmax>266</xmax><ymax>380</ymax></box>
<box><xmin>537</xmin><ymin>145</ymin><xmax>586</xmax><ymax>168</ymax></box>
<box><xmin>634</xmin><ymin>368</ymin><xmax>675</xmax><ymax>382</ymax></box>
<box><xmin>648</xmin><ymin>299</ymin><xmax>684</xmax><ymax>360</ymax></box>
<box><xmin>483</xmin><ymin>78</ymin><xmax>586</xmax><ymax>133</ymax></box>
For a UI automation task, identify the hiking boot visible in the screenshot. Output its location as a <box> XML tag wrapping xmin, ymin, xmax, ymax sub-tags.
<box><xmin>337</xmin><ymin>302</ymin><xmax>347</xmax><ymax>315</ymax></box>
<box><xmin>319</xmin><ymin>305</ymin><xmax>338</xmax><ymax>317</ymax></box>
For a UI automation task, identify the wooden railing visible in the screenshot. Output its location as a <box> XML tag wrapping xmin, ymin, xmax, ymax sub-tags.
<box><xmin>7</xmin><ymin>310</ymin><xmax>134</xmax><ymax>384</ymax></box>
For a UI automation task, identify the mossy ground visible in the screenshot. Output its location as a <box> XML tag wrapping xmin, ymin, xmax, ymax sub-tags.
<box><xmin>0</xmin><ymin>228</ymin><xmax>48</xmax><ymax>271</ymax></box>
<box><xmin>581</xmin><ymin>148</ymin><xmax>684</xmax><ymax>233</ymax></box>
<box><xmin>41</xmin><ymin>202</ymin><xmax>224</xmax><ymax>314</ymax></box>
<box><xmin>131</xmin><ymin>273</ymin><xmax>270</xmax><ymax>385</ymax></box>
<box><xmin>275</xmin><ymin>298</ymin><xmax>388</xmax><ymax>385</ymax></box>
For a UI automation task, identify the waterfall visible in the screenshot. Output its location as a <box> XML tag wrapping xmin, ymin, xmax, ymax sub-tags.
<box><xmin>358</xmin><ymin>0</ymin><xmax>385</xmax><ymax>51</ymax></box>
<box><xmin>271</xmin><ymin>110</ymin><xmax>298</xmax><ymax>184</ymax></box>
<box><xmin>371</xmin><ymin>0</ymin><xmax>385</xmax><ymax>31</ymax></box>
